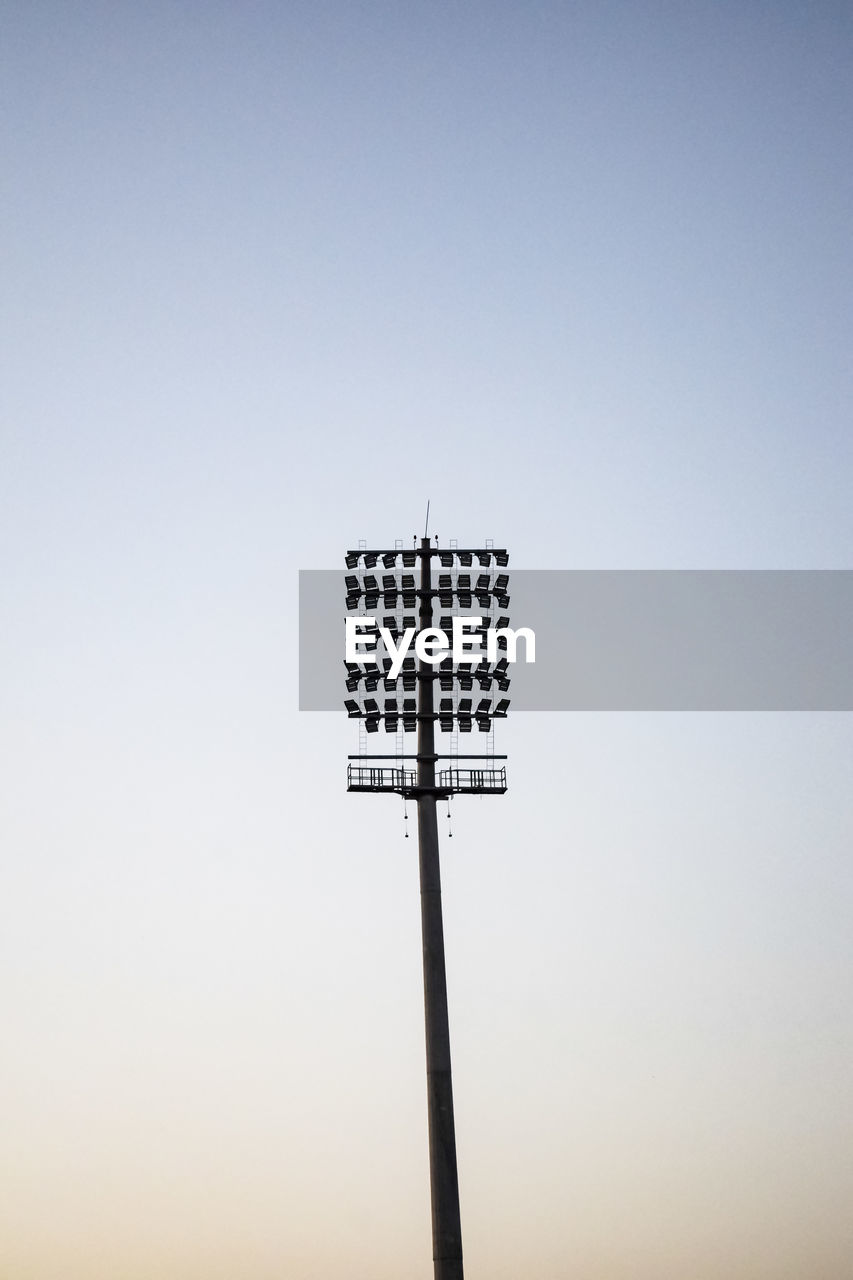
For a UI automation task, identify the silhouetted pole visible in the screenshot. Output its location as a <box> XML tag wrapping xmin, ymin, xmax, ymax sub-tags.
<box><xmin>417</xmin><ymin>536</ymin><xmax>464</xmax><ymax>1280</ymax></box>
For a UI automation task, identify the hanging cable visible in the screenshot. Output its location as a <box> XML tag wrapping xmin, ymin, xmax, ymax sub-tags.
<box><xmin>447</xmin><ymin>796</ymin><xmax>453</xmax><ymax>838</ymax></box>
<box><xmin>403</xmin><ymin>795</ymin><xmax>409</xmax><ymax>838</ymax></box>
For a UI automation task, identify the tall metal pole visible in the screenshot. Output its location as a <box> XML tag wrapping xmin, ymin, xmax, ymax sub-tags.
<box><xmin>417</xmin><ymin>537</ymin><xmax>464</xmax><ymax>1280</ymax></box>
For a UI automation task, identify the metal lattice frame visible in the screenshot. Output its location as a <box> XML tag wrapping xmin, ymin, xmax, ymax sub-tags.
<box><xmin>344</xmin><ymin>542</ymin><xmax>511</xmax><ymax>794</ymax></box>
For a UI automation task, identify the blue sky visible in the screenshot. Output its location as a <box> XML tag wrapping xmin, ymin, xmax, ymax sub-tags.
<box><xmin>2</xmin><ymin>4</ymin><xmax>852</xmax><ymax>1277</ymax></box>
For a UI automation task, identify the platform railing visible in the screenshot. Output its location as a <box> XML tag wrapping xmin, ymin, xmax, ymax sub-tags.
<box><xmin>347</xmin><ymin>764</ymin><xmax>416</xmax><ymax>792</ymax></box>
<box><xmin>347</xmin><ymin>763</ymin><xmax>507</xmax><ymax>795</ymax></box>
<box><xmin>437</xmin><ymin>766</ymin><xmax>507</xmax><ymax>794</ymax></box>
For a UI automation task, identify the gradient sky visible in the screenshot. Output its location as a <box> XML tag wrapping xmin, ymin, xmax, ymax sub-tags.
<box><xmin>2</xmin><ymin>3</ymin><xmax>852</xmax><ymax>1278</ymax></box>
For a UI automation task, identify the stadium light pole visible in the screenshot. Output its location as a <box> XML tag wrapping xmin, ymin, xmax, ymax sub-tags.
<box><xmin>416</xmin><ymin>536</ymin><xmax>463</xmax><ymax>1277</ymax></box>
<box><xmin>344</xmin><ymin>533</ymin><xmax>511</xmax><ymax>1280</ymax></box>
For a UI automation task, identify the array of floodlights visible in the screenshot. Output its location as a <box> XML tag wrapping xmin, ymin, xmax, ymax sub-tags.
<box><xmin>345</xmin><ymin>548</ymin><xmax>509</xmax><ymax>571</ymax></box>
<box><xmin>344</xmin><ymin>548</ymin><xmax>511</xmax><ymax>734</ymax></box>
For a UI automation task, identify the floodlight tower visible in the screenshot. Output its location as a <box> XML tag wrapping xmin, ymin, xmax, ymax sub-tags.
<box><xmin>344</xmin><ymin>534</ymin><xmax>511</xmax><ymax>1280</ymax></box>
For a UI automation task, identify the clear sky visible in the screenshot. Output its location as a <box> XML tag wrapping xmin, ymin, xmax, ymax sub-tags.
<box><xmin>2</xmin><ymin>3</ymin><xmax>851</xmax><ymax>1277</ymax></box>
